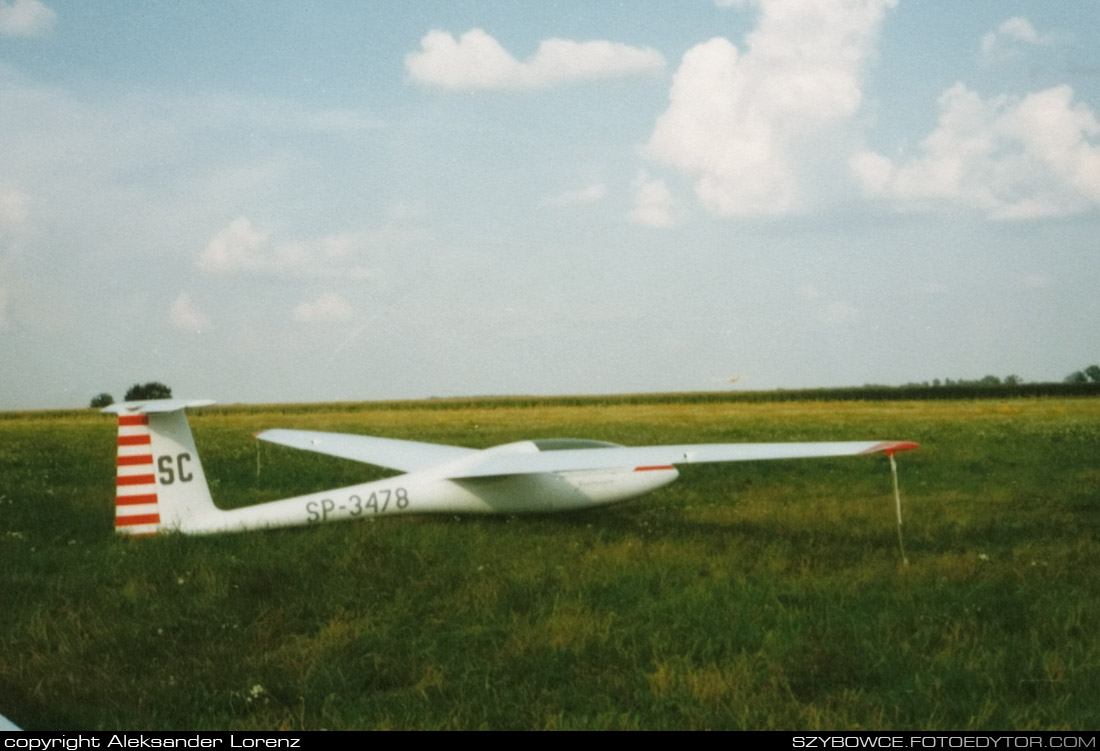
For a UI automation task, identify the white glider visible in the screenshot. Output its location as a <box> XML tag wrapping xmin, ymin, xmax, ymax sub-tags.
<box><xmin>103</xmin><ymin>399</ymin><xmax>917</xmax><ymax>536</ymax></box>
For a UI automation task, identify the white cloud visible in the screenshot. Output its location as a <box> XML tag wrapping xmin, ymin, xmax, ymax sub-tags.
<box><xmin>197</xmin><ymin>216</ymin><xmax>268</xmax><ymax>274</ymax></box>
<box><xmin>406</xmin><ymin>29</ymin><xmax>665</xmax><ymax>91</ymax></box>
<box><xmin>292</xmin><ymin>292</ymin><xmax>354</xmax><ymax>324</ymax></box>
<box><xmin>197</xmin><ymin>217</ymin><xmax>379</xmax><ymax>278</ymax></box>
<box><xmin>852</xmin><ymin>83</ymin><xmax>1100</xmax><ymax>219</ymax></box>
<box><xmin>0</xmin><ymin>0</ymin><xmax>55</xmax><ymax>37</ymax></box>
<box><xmin>981</xmin><ymin>17</ymin><xmax>1053</xmax><ymax>62</ymax></box>
<box><xmin>0</xmin><ymin>286</ymin><xmax>8</xmax><ymax>328</ymax></box>
<box><xmin>0</xmin><ymin>185</ymin><xmax>29</xmax><ymax>232</ymax></box>
<box><xmin>0</xmin><ymin>185</ymin><xmax>30</xmax><ymax>261</ymax></box>
<box><xmin>542</xmin><ymin>182</ymin><xmax>606</xmax><ymax>207</ymax></box>
<box><xmin>644</xmin><ymin>0</ymin><xmax>896</xmax><ymax>217</ymax></box>
<box><xmin>629</xmin><ymin>172</ymin><xmax>677</xmax><ymax>228</ymax></box>
<box><xmin>169</xmin><ymin>292</ymin><xmax>209</xmax><ymax>333</ymax></box>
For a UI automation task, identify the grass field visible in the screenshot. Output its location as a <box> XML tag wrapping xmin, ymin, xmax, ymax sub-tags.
<box><xmin>2</xmin><ymin>395</ymin><xmax>1098</xmax><ymax>730</ymax></box>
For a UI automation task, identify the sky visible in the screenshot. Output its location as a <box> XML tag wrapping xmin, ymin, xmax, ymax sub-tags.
<box><xmin>1</xmin><ymin>0</ymin><xmax>1099</xmax><ymax>410</ymax></box>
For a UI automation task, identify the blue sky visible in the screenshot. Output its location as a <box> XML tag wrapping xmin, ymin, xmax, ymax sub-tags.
<box><xmin>1</xmin><ymin>0</ymin><xmax>1098</xmax><ymax>409</ymax></box>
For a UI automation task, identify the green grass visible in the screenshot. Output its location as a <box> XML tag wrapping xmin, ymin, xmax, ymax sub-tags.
<box><xmin>1</xmin><ymin>396</ymin><xmax>1098</xmax><ymax>729</ymax></box>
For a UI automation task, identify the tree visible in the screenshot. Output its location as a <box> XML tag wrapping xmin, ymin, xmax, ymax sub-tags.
<box><xmin>1066</xmin><ymin>365</ymin><xmax>1100</xmax><ymax>384</ymax></box>
<box><xmin>89</xmin><ymin>393</ymin><xmax>114</xmax><ymax>408</ymax></box>
<box><xmin>124</xmin><ymin>382</ymin><xmax>173</xmax><ymax>401</ymax></box>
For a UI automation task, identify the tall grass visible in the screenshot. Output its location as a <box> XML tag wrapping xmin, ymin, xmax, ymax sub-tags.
<box><xmin>1</xmin><ymin>397</ymin><xmax>1098</xmax><ymax>729</ymax></box>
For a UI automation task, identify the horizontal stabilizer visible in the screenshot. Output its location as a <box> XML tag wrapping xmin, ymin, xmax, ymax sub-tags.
<box><xmin>255</xmin><ymin>429</ymin><xmax>477</xmax><ymax>473</ymax></box>
<box><xmin>101</xmin><ymin>399</ymin><xmax>216</xmax><ymax>414</ymax></box>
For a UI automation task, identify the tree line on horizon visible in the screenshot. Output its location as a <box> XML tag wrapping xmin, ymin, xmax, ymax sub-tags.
<box><xmin>893</xmin><ymin>364</ymin><xmax>1100</xmax><ymax>390</ymax></box>
<box><xmin>1064</xmin><ymin>365</ymin><xmax>1100</xmax><ymax>384</ymax></box>
<box><xmin>87</xmin><ymin>367</ymin><xmax>1100</xmax><ymax>409</ymax></box>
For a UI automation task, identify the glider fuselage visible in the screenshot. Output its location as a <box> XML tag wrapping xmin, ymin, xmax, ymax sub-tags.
<box><xmin>204</xmin><ymin>462</ymin><xmax>677</xmax><ymax>534</ymax></box>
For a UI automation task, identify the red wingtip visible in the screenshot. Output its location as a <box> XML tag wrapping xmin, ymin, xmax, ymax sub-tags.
<box><xmin>864</xmin><ymin>441</ymin><xmax>920</xmax><ymax>457</ymax></box>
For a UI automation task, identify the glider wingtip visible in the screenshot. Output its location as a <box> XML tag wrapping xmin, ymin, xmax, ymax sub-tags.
<box><xmin>874</xmin><ymin>441</ymin><xmax>920</xmax><ymax>456</ymax></box>
<box><xmin>859</xmin><ymin>440</ymin><xmax>919</xmax><ymax>456</ymax></box>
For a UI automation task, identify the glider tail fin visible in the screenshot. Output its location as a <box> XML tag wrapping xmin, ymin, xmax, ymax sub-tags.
<box><xmin>103</xmin><ymin>399</ymin><xmax>218</xmax><ymax>536</ymax></box>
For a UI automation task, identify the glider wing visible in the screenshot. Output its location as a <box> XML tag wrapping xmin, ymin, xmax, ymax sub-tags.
<box><xmin>441</xmin><ymin>440</ymin><xmax>918</xmax><ymax>479</ymax></box>
<box><xmin>255</xmin><ymin>429</ymin><xmax>477</xmax><ymax>473</ymax></box>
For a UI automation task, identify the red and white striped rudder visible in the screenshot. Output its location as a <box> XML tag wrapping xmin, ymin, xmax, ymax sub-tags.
<box><xmin>114</xmin><ymin>412</ymin><xmax>160</xmax><ymax>535</ymax></box>
<box><xmin>102</xmin><ymin>399</ymin><xmax>218</xmax><ymax>535</ymax></box>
